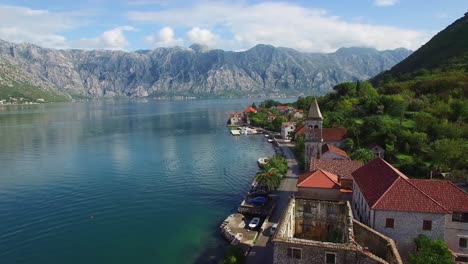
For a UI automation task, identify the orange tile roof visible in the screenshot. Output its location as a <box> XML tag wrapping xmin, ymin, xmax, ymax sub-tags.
<box><xmin>322</xmin><ymin>144</ymin><xmax>349</xmax><ymax>159</ymax></box>
<box><xmin>311</xmin><ymin>159</ymin><xmax>363</xmax><ymax>180</ymax></box>
<box><xmin>230</xmin><ymin>112</ymin><xmax>243</xmax><ymax>117</ymax></box>
<box><xmin>244</xmin><ymin>107</ymin><xmax>257</xmax><ymax>113</ymax></box>
<box><xmin>297</xmin><ymin>169</ymin><xmax>341</xmax><ymax>189</ymax></box>
<box><xmin>276</xmin><ymin>105</ymin><xmax>289</xmax><ymax>110</ymax></box>
<box><xmin>295</xmin><ymin>126</ymin><xmax>347</xmax><ymax>141</ymax></box>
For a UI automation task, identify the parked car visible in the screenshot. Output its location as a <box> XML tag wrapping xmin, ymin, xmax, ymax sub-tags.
<box><xmin>270</xmin><ymin>223</ymin><xmax>278</xmax><ymax>235</ymax></box>
<box><xmin>248</xmin><ymin>190</ymin><xmax>268</xmax><ymax>197</ymax></box>
<box><xmin>248</xmin><ymin>217</ymin><xmax>260</xmax><ymax>229</ymax></box>
<box><xmin>248</xmin><ymin>196</ymin><xmax>267</xmax><ymax>205</ymax></box>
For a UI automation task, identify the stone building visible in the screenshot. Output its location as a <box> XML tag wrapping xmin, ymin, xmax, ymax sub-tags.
<box><xmin>352</xmin><ymin>158</ymin><xmax>468</xmax><ymax>261</ymax></box>
<box><xmin>273</xmin><ymin>197</ymin><xmax>402</xmax><ymax>264</ymax></box>
<box><xmin>368</xmin><ymin>144</ymin><xmax>385</xmax><ymax>158</ymax></box>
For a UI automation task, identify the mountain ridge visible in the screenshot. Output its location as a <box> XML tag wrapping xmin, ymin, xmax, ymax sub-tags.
<box><xmin>0</xmin><ymin>39</ymin><xmax>412</xmax><ymax>100</ymax></box>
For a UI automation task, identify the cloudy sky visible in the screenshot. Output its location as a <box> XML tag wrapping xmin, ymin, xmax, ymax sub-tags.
<box><xmin>0</xmin><ymin>0</ymin><xmax>465</xmax><ymax>52</ymax></box>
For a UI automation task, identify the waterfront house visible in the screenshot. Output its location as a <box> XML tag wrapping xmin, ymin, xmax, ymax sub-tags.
<box><xmin>273</xmin><ymin>197</ymin><xmax>402</xmax><ymax>264</ymax></box>
<box><xmin>281</xmin><ymin>122</ymin><xmax>296</xmax><ymax>140</ymax></box>
<box><xmin>229</xmin><ymin>112</ymin><xmax>243</xmax><ymax>126</ymax></box>
<box><xmin>352</xmin><ymin>157</ymin><xmax>468</xmax><ymax>261</ymax></box>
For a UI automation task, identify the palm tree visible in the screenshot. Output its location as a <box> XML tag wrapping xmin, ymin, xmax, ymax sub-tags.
<box><xmin>254</xmin><ymin>167</ymin><xmax>282</xmax><ymax>191</ymax></box>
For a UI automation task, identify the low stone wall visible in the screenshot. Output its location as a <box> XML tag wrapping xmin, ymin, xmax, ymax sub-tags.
<box><xmin>353</xmin><ymin>220</ymin><xmax>403</xmax><ymax>264</ymax></box>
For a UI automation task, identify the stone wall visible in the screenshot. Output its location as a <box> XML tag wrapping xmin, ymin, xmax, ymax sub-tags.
<box><xmin>373</xmin><ymin>210</ymin><xmax>446</xmax><ymax>256</ymax></box>
<box><xmin>273</xmin><ymin>241</ymin><xmax>386</xmax><ymax>264</ymax></box>
<box><xmin>353</xmin><ymin>220</ymin><xmax>403</xmax><ymax>264</ymax></box>
<box><xmin>297</xmin><ymin>187</ymin><xmax>342</xmax><ymax>201</ymax></box>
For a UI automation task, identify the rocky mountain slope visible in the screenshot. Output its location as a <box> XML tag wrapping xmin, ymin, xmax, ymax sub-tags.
<box><xmin>0</xmin><ymin>40</ymin><xmax>411</xmax><ymax>99</ymax></box>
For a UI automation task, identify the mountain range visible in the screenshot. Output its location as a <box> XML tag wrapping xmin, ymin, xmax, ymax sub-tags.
<box><xmin>0</xmin><ymin>40</ymin><xmax>411</xmax><ymax>101</ymax></box>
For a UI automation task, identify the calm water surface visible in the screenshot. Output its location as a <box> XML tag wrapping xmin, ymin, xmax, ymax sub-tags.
<box><xmin>0</xmin><ymin>99</ymin><xmax>292</xmax><ymax>264</ymax></box>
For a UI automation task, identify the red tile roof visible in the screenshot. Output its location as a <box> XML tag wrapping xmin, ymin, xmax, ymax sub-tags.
<box><xmin>409</xmin><ymin>179</ymin><xmax>468</xmax><ymax>212</ymax></box>
<box><xmin>353</xmin><ymin>158</ymin><xmax>452</xmax><ymax>214</ymax></box>
<box><xmin>295</xmin><ymin>126</ymin><xmax>347</xmax><ymax>141</ymax></box>
<box><xmin>322</xmin><ymin>144</ymin><xmax>349</xmax><ymax>159</ymax></box>
<box><xmin>352</xmin><ymin>158</ymin><xmax>408</xmax><ymax>208</ymax></box>
<box><xmin>244</xmin><ymin>107</ymin><xmax>257</xmax><ymax>113</ymax></box>
<box><xmin>230</xmin><ymin>112</ymin><xmax>243</xmax><ymax>118</ymax></box>
<box><xmin>372</xmin><ymin>178</ymin><xmax>448</xmax><ymax>213</ymax></box>
<box><xmin>311</xmin><ymin>159</ymin><xmax>363</xmax><ymax>180</ymax></box>
<box><xmin>297</xmin><ymin>169</ymin><xmax>341</xmax><ymax>189</ymax></box>
<box><xmin>276</xmin><ymin>105</ymin><xmax>289</xmax><ymax>110</ymax></box>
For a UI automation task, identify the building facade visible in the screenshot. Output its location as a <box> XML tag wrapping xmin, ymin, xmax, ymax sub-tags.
<box><xmin>281</xmin><ymin>122</ymin><xmax>296</xmax><ymax>140</ymax></box>
<box><xmin>352</xmin><ymin>158</ymin><xmax>468</xmax><ymax>261</ymax></box>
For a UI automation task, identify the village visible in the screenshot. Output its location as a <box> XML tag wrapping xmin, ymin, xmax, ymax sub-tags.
<box><xmin>0</xmin><ymin>97</ymin><xmax>45</xmax><ymax>105</ymax></box>
<box><xmin>222</xmin><ymin>99</ymin><xmax>468</xmax><ymax>264</ymax></box>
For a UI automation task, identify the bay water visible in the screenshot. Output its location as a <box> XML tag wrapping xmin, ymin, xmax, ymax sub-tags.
<box><xmin>0</xmin><ymin>99</ymin><xmax>292</xmax><ymax>264</ymax></box>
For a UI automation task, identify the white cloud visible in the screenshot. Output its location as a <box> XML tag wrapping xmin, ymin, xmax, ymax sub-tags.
<box><xmin>76</xmin><ymin>26</ymin><xmax>136</xmax><ymax>50</ymax></box>
<box><xmin>0</xmin><ymin>5</ymin><xmax>122</xmax><ymax>50</ymax></box>
<box><xmin>187</xmin><ymin>27</ymin><xmax>220</xmax><ymax>46</ymax></box>
<box><xmin>127</xmin><ymin>2</ymin><xmax>428</xmax><ymax>52</ymax></box>
<box><xmin>145</xmin><ymin>26</ymin><xmax>183</xmax><ymax>47</ymax></box>
<box><xmin>0</xmin><ymin>5</ymin><xmax>76</xmax><ymax>48</ymax></box>
<box><xmin>374</xmin><ymin>0</ymin><xmax>399</xmax><ymax>7</ymax></box>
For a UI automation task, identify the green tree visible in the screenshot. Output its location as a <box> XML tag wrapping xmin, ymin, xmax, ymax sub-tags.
<box><xmin>251</xmin><ymin>102</ymin><xmax>257</xmax><ymax>109</ymax></box>
<box><xmin>265</xmin><ymin>155</ymin><xmax>288</xmax><ymax>175</ymax></box>
<box><xmin>381</xmin><ymin>94</ymin><xmax>408</xmax><ymax>117</ymax></box>
<box><xmin>254</xmin><ymin>168</ymin><xmax>282</xmax><ymax>191</ymax></box>
<box><xmin>409</xmin><ymin>235</ymin><xmax>452</xmax><ymax>264</ymax></box>
<box><xmin>350</xmin><ymin>148</ymin><xmax>375</xmax><ymax>163</ymax></box>
<box><xmin>429</xmin><ymin>138</ymin><xmax>468</xmax><ymax>171</ymax></box>
<box><xmin>294</xmin><ymin>135</ymin><xmax>305</xmax><ymax>170</ymax></box>
<box><xmin>271</xmin><ymin>115</ymin><xmax>288</xmax><ymax>132</ymax></box>
<box><xmin>333</xmin><ymin>82</ymin><xmax>356</xmax><ymax>97</ymax></box>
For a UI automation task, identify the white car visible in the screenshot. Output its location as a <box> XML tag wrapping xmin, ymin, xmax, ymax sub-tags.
<box><xmin>270</xmin><ymin>223</ymin><xmax>278</xmax><ymax>235</ymax></box>
<box><xmin>248</xmin><ymin>217</ymin><xmax>260</xmax><ymax>229</ymax></box>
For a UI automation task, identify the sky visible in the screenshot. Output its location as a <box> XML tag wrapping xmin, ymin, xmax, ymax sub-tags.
<box><xmin>0</xmin><ymin>0</ymin><xmax>466</xmax><ymax>53</ymax></box>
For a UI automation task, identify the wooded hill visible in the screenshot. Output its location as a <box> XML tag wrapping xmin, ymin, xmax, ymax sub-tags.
<box><xmin>293</xmin><ymin>13</ymin><xmax>468</xmax><ymax>180</ymax></box>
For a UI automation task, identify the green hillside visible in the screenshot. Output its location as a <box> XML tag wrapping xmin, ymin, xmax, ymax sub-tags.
<box><xmin>374</xmin><ymin>12</ymin><xmax>468</xmax><ymax>80</ymax></box>
<box><xmin>293</xmin><ymin>13</ymin><xmax>468</xmax><ymax>181</ymax></box>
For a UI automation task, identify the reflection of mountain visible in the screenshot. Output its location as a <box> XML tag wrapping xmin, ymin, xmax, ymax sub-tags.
<box><xmin>0</xmin><ymin>39</ymin><xmax>411</xmax><ymax>100</ymax></box>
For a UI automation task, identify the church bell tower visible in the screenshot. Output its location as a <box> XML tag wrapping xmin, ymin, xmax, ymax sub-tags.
<box><xmin>305</xmin><ymin>98</ymin><xmax>323</xmax><ymax>171</ymax></box>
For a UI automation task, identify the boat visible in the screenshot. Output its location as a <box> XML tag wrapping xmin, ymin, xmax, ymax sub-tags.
<box><xmin>267</xmin><ymin>139</ymin><xmax>274</xmax><ymax>143</ymax></box>
<box><xmin>257</xmin><ymin>157</ymin><xmax>269</xmax><ymax>168</ymax></box>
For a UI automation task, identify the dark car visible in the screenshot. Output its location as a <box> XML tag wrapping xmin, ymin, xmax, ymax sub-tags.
<box><xmin>248</xmin><ymin>190</ymin><xmax>268</xmax><ymax>197</ymax></box>
<box><xmin>248</xmin><ymin>196</ymin><xmax>267</xmax><ymax>205</ymax></box>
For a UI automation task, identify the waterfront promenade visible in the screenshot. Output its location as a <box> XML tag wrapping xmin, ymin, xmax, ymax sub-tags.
<box><xmin>245</xmin><ymin>140</ymin><xmax>300</xmax><ymax>264</ymax></box>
